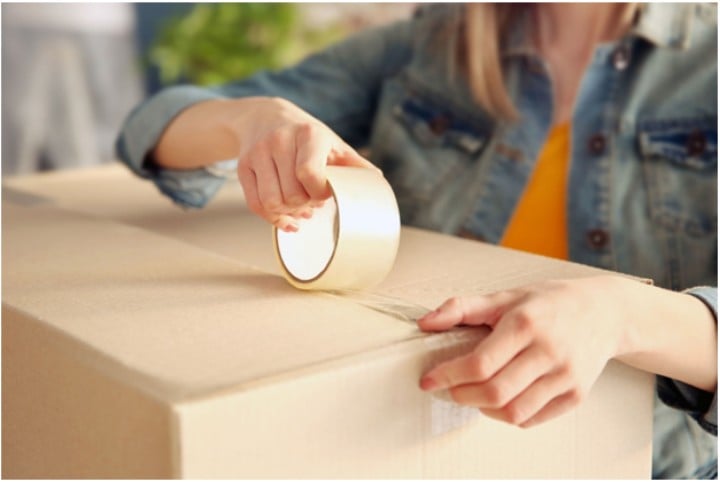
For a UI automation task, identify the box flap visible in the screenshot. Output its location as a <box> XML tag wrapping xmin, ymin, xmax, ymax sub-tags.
<box><xmin>3</xmin><ymin>202</ymin><xmax>421</xmax><ymax>401</ymax></box>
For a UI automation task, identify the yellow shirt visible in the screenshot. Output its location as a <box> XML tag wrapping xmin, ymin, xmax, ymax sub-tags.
<box><xmin>500</xmin><ymin>123</ymin><xmax>570</xmax><ymax>260</ymax></box>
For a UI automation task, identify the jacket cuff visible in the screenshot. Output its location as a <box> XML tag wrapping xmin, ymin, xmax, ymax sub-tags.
<box><xmin>657</xmin><ymin>286</ymin><xmax>718</xmax><ymax>436</ymax></box>
<box><xmin>115</xmin><ymin>85</ymin><xmax>228</xmax><ymax>209</ymax></box>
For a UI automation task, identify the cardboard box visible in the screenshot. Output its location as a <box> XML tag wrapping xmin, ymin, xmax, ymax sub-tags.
<box><xmin>3</xmin><ymin>165</ymin><xmax>654</xmax><ymax>478</ymax></box>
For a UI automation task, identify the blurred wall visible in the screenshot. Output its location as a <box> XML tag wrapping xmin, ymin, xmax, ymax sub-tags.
<box><xmin>1</xmin><ymin>3</ymin><xmax>413</xmax><ymax>177</ymax></box>
<box><xmin>2</xmin><ymin>3</ymin><xmax>143</xmax><ymax>176</ymax></box>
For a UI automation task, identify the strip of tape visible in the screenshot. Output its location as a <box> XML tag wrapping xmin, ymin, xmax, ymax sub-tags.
<box><xmin>424</xmin><ymin>329</ymin><xmax>488</xmax><ymax>436</ymax></box>
<box><xmin>274</xmin><ymin>166</ymin><xmax>401</xmax><ymax>290</ymax></box>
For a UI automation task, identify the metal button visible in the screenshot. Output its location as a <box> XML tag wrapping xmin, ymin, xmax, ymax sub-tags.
<box><xmin>612</xmin><ymin>45</ymin><xmax>630</xmax><ymax>70</ymax></box>
<box><xmin>429</xmin><ymin>115</ymin><xmax>450</xmax><ymax>135</ymax></box>
<box><xmin>458</xmin><ymin>228</ymin><xmax>486</xmax><ymax>242</ymax></box>
<box><xmin>588</xmin><ymin>134</ymin><xmax>606</xmax><ymax>155</ymax></box>
<box><xmin>586</xmin><ymin>229</ymin><xmax>609</xmax><ymax>249</ymax></box>
<box><xmin>686</xmin><ymin>130</ymin><xmax>707</xmax><ymax>156</ymax></box>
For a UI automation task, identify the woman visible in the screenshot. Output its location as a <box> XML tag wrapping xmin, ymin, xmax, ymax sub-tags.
<box><xmin>117</xmin><ymin>4</ymin><xmax>717</xmax><ymax>478</ymax></box>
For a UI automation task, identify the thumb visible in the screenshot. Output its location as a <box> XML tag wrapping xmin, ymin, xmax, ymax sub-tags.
<box><xmin>329</xmin><ymin>144</ymin><xmax>381</xmax><ymax>172</ymax></box>
<box><xmin>417</xmin><ymin>291</ymin><xmax>520</xmax><ymax>332</ymax></box>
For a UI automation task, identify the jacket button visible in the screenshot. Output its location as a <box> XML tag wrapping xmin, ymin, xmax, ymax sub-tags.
<box><xmin>458</xmin><ymin>228</ymin><xmax>486</xmax><ymax>242</ymax></box>
<box><xmin>429</xmin><ymin>115</ymin><xmax>450</xmax><ymax>135</ymax></box>
<box><xmin>686</xmin><ymin>130</ymin><xmax>707</xmax><ymax>156</ymax></box>
<box><xmin>612</xmin><ymin>45</ymin><xmax>630</xmax><ymax>70</ymax></box>
<box><xmin>586</xmin><ymin>229</ymin><xmax>609</xmax><ymax>249</ymax></box>
<box><xmin>588</xmin><ymin>134</ymin><xmax>606</xmax><ymax>155</ymax></box>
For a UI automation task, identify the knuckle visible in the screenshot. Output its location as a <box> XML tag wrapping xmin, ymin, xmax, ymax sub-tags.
<box><xmin>237</xmin><ymin>156</ymin><xmax>250</xmax><ymax>170</ymax></box>
<box><xmin>513</xmin><ymin>309</ymin><xmax>536</xmax><ymax>334</ymax></box>
<box><xmin>484</xmin><ymin>382</ymin><xmax>505</xmax><ymax>407</ymax></box>
<box><xmin>262</xmin><ymin>196</ymin><xmax>284</xmax><ymax>212</ymax></box>
<box><xmin>566</xmin><ymin>388</ymin><xmax>584</xmax><ymax>405</ymax></box>
<box><xmin>297</xmin><ymin>122</ymin><xmax>316</xmax><ymax>135</ymax></box>
<box><xmin>295</xmin><ymin>122</ymin><xmax>319</xmax><ymax>143</ymax></box>
<box><xmin>445</xmin><ymin>296</ymin><xmax>464</xmax><ymax>314</ymax></box>
<box><xmin>557</xmin><ymin>362</ymin><xmax>576</xmax><ymax>381</ymax></box>
<box><xmin>448</xmin><ymin>386</ymin><xmax>467</xmax><ymax>405</ymax></box>
<box><xmin>267</xmin><ymin>129</ymin><xmax>286</xmax><ymax>145</ymax></box>
<box><xmin>296</xmin><ymin>163</ymin><xmax>321</xmax><ymax>184</ymax></box>
<box><xmin>270</xmin><ymin>96</ymin><xmax>291</xmax><ymax>108</ymax></box>
<box><xmin>245</xmin><ymin>197</ymin><xmax>263</xmax><ymax>216</ymax></box>
<box><xmin>287</xmin><ymin>194</ymin><xmax>309</xmax><ymax>206</ymax></box>
<box><xmin>468</xmin><ymin>354</ymin><xmax>489</xmax><ymax>381</ymax></box>
<box><xmin>503</xmin><ymin>403</ymin><xmax>525</xmax><ymax>426</ymax></box>
<box><xmin>238</xmin><ymin>155</ymin><xmax>259</xmax><ymax>173</ymax></box>
<box><xmin>543</xmin><ymin>342</ymin><xmax>562</xmax><ymax>363</ymax></box>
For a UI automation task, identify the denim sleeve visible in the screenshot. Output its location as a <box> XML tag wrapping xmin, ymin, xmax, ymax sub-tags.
<box><xmin>657</xmin><ymin>286</ymin><xmax>718</xmax><ymax>436</ymax></box>
<box><xmin>115</xmin><ymin>19</ymin><xmax>414</xmax><ymax>209</ymax></box>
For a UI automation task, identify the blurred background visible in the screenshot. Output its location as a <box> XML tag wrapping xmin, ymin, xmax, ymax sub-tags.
<box><xmin>1</xmin><ymin>2</ymin><xmax>414</xmax><ymax>177</ymax></box>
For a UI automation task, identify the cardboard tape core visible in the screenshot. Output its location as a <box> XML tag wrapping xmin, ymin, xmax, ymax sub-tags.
<box><xmin>274</xmin><ymin>166</ymin><xmax>400</xmax><ymax>290</ymax></box>
<box><xmin>276</xmin><ymin>197</ymin><xmax>338</xmax><ymax>282</ymax></box>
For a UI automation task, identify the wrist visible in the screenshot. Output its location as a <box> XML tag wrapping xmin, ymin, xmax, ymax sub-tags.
<box><xmin>612</xmin><ymin>279</ymin><xmax>717</xmax><ymax>392</ymax></box>
<box><xmin>223</xmin><ymin>96</ymin><xmax>296</xmax><ymax>146</ymax></box>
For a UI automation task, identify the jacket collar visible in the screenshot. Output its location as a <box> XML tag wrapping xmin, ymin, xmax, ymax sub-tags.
<box><xmin>632</xmin><ymin>3</ymin><xmax>695</xmax><ymax>50</ymax></box>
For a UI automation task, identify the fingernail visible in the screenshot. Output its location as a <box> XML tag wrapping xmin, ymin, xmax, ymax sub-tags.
<box><xmin>281</xmin><ymin>222</ymin><xmax>298</xmax><ymax>232</ymax></box>
<box><xmin>419</xmin><ymin>309</ymin><xmax>439</xmax><ymax>322</ymax></box>
<box><xmin>420</xmin><ymin>375</ymin><xmax>439</xmax><ymax>391</ymax></box>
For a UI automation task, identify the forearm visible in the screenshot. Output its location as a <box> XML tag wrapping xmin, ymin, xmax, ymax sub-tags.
<box><xmin>614</xmin><ymin>278</ymin><xmax>717</xmax><ymax>393</ymax></box>
<box><xmin>153</xmin><ymin>98</ymin><xmax>258</xmax><ymax>170</ymax></box>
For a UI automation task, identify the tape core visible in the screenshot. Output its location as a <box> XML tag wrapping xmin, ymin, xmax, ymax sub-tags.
<box><xmin>276</xmin><ymin>195</ymin><xmax>338</xmax><ymax>282</ymax></box>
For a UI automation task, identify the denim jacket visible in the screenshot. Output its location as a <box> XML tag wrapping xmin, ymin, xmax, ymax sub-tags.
<box><xmin>117</xmin><ymin>4</ymin><xmax>717</xmax><ymax>478</ymax></box>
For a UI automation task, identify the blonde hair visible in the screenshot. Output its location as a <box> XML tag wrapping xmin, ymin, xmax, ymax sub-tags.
<box><xmin>465</xmin><ymin>3</ymin><xmax>525</xmax><ymax>122</ymax></box>
<box><xmin>465</xmin><ymin>3</ymin><xmax>638</xmax><ymax>122</ymax></box>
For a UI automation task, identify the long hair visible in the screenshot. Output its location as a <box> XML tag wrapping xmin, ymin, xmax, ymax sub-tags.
<box><xmin>465</xmin><ymin>3</ymin><xmax>638</xmax><ymax>122</ymax></box>
<box><xmin>465</xmin><ymin>3</ymin><xmax>525</xmax><ymax>122</ymax></box>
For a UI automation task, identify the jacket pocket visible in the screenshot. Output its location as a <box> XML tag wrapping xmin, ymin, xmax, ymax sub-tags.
<box><xmin>638</xmin><ymin>116</ymin><xmax>717</xmax><ymax>236</ymax></box>
<box><xmin>373</xmin><ymin>92</ymin><xmax>493</xmax><ymax>224</ymax></box>
<box><xmin>392</xmin><ymin>96</ymin><xmax>490</xmax><ymax>156</ymax></box>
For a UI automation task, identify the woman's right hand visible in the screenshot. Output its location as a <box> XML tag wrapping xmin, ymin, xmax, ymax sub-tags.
<box><xmin>233</xmin><ymin>97</ymin><xmax>378</xmax><ymax>232</ymax></box>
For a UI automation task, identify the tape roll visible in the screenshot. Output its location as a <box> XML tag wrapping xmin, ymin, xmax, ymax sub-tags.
<box><xmin>273</xmin><ymin>166</ymin><xmax>401</xmax><ymax>290</ymax></box>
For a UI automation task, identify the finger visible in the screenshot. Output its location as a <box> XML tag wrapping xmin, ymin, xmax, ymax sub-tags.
<box><xmin>273</xmin><ymin>133</ymin><xmax>311</xmax><ymax>208</ymax></box>
<box><xmin>238</xmin><ymin>164</ymin><xmax>266</xmax><ymax>219</ymax></box>
<box><xmin>295</xmin><ymin>124</ymin><xmax>332</xmax><ymax>200</ymax></box>
<box><xmin>448</xmin><ymin>346</ymin><xmax>554</xmax><ymax>408</ymax></box>
<box><xmin>239</xmin><ymin>164</ymin><xmax>298</xmax><ymax>231</ymax></box>
<box><xmin>329</xmin><ymin>143</ymin><xmax>379</xmax><ymax>171</ymax></box>
<box><xmin>291</xmin><ymin>205</ymin><xmax>314</xmax><ymax>219</ymax></box>
<box><xmin>449</xmin><ymin>308</ymin><xmax>538</xmax><ymax>384</ymax></box>
<box><xmin>479</xmin><ymin>371</ymin><xmax>574</xmax><ymax>427</ymax></box>
<box><xmin>420</xmin><ymin>321</ymin><xmax>533</xmax><ymax>391</ymax></box>
<box><xmin>273</xmin><ymin>213</ymin><xmax>299</xmax><ymax>232</ymax></box>
<box><xmin>417</xmin><ymin>291</ymin><xmax>521</xmax><ymax>332</ymax></box>
<box><xmin>253</xmin><ymin>153</ymin><xmax>291</xmax><ymax>214</ymax></box>
<box><xmin>519</xmin><ymin>390</ymin><xmax>583</xmax><ymax>429</ymax></box>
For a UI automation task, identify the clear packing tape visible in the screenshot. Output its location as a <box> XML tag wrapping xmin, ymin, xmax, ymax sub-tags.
<box><xmin>273</xmin><ymin>166</ymin><xmax>401</xmax><ymax>291</ymax></box>
<box><xmin>273</xmin><ymin>166</ymin><xmax>480</xmax><ymax>435</ymax></box>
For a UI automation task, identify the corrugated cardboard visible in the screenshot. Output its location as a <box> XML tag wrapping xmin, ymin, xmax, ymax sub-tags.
<box><xmin>3</xmin><ymin>164</ymin><xmax>654</xmax><ymax>478</ymax></box>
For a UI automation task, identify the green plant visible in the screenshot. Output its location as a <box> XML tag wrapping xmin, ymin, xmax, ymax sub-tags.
<box><xmin>149</xmin><ymin>3</ymin><xmax>345</xmax><ymax>86</ymax></box>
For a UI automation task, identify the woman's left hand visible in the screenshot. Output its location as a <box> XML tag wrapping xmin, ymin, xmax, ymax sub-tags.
<box><xmin>417</xmin><ymin>276</ymin><xmax>630</xmax><ymax>429</ymax></box>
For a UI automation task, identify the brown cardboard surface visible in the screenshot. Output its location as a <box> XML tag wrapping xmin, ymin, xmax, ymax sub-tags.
<box><xmin>4</xmin><ymin>163</ymin><xmax>647</xmax><ymax>306</ymax></box>
<box><xmin>2</xmin><ymin>165</ymin><xmax>654</xmax><ymax>478</ymax></box>
<box><xmin>3</xmin><ymin>306</ymin><xmax>173</xmax><ymax>478</ymax></box>
<box><xmin>3</xmin><ymin>202</ymin><xmax>419</xmax><ymax>399</ymax></box>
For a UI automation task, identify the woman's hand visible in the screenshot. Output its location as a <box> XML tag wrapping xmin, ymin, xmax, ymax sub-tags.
<box><xmin>232</xmin><ymin>97</ymin><xmax>378</xmax><ymax>232</ymax></box>
<box><xmin>417</xmin><ymin>276</ymin><xmax>630</xmax><ymax>428</ymax></box>
<box><xmin>154</xmin><ymin>96</ymin><xmax>378</xmax><ymax>231</ymax></box>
